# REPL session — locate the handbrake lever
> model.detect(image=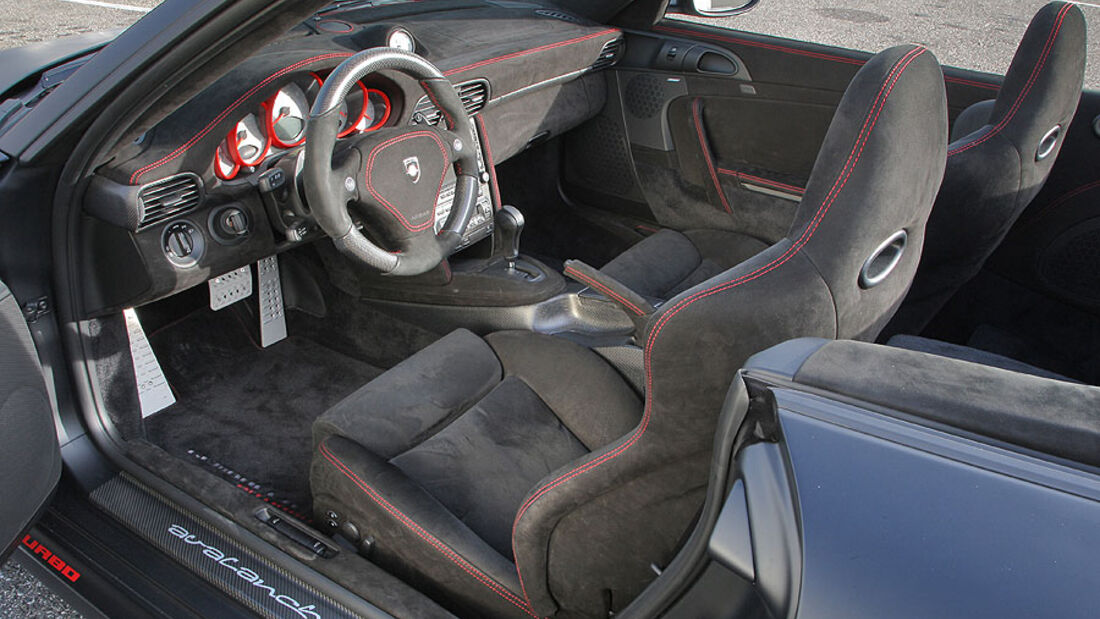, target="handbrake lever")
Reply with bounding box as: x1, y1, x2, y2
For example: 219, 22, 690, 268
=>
563, 259, 656, 336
